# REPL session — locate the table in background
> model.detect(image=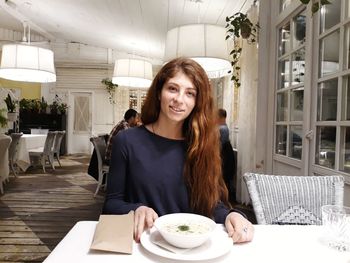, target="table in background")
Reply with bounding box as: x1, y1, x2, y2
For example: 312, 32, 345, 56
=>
16, 134, 47, 171
43, 221, 350, 263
